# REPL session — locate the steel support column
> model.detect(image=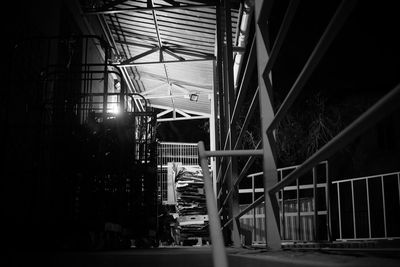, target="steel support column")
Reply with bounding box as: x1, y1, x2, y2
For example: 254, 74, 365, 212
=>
215, 1, 229, 244
222, 0, 241, 247
254, 0, 282, 250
